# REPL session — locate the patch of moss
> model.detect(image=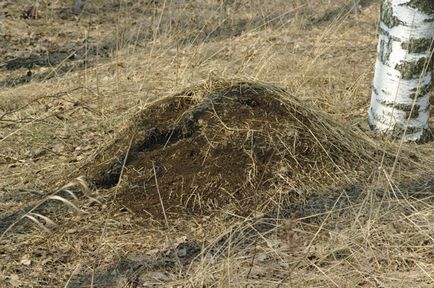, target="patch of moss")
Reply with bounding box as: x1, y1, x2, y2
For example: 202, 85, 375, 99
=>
401, 38, 433, 54
416, 128, 434, 143
379, 27, 401, 41
398, 127, 434, 143
369, 109, 431, 142
406, 0, 434, 14
377, 99, 421, 119
381, 0, 404, 28
395, 57, 428, 80
379, 38, 393, 64
409, 83, 432, 99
